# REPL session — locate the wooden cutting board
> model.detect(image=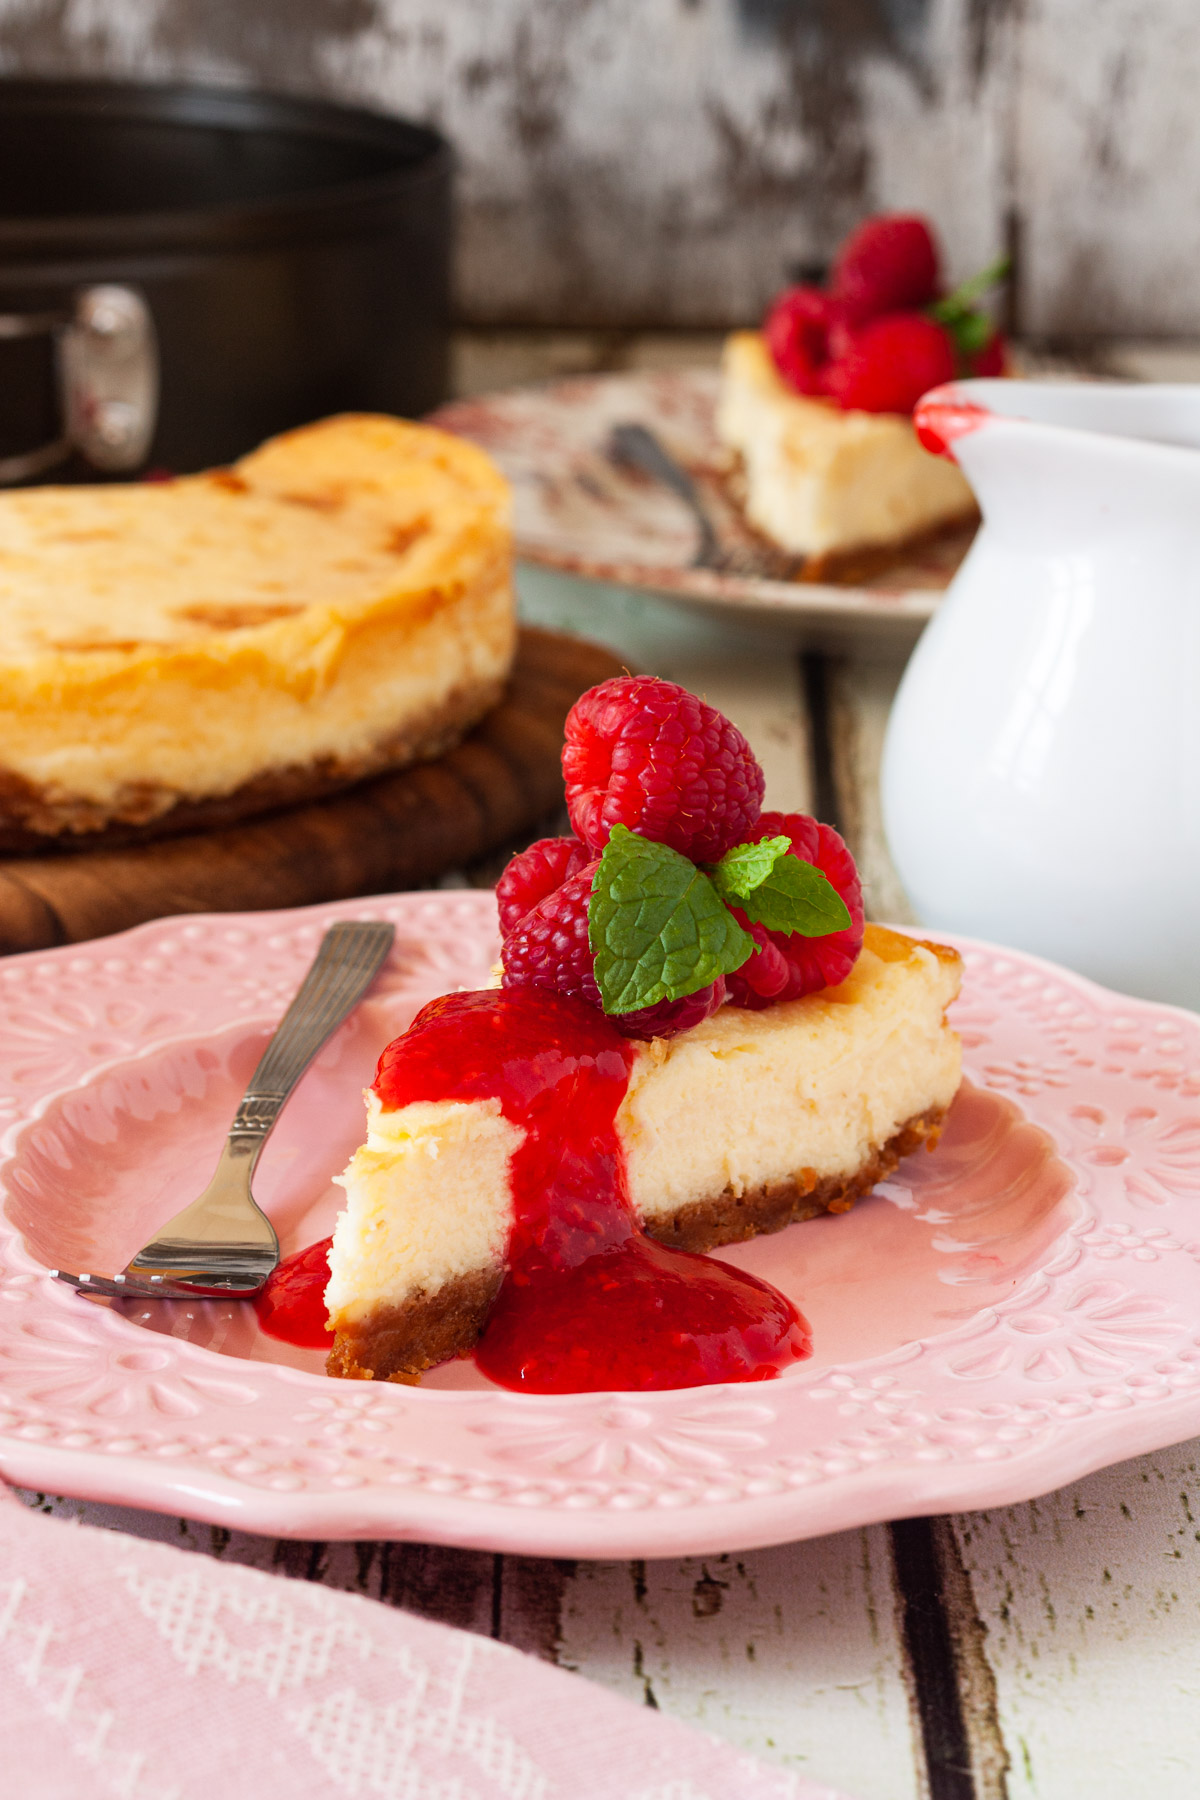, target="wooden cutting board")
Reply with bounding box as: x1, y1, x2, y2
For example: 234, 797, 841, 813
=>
0, 627, 624, 956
